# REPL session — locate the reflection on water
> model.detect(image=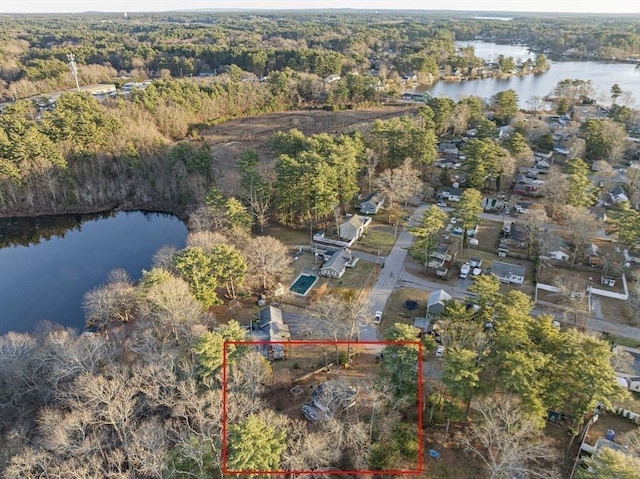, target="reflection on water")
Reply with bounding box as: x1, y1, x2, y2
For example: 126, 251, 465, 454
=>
0, 211, 187, 335
414, 41, 640, 108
